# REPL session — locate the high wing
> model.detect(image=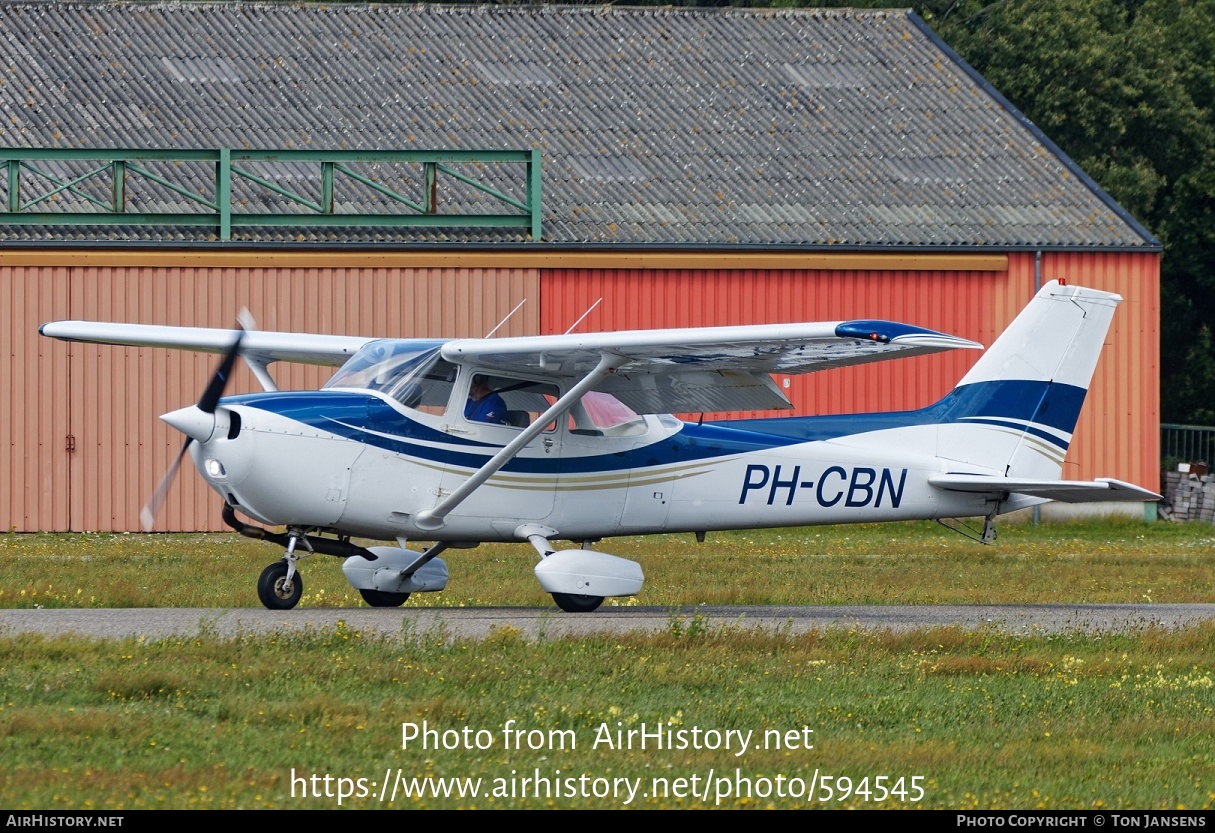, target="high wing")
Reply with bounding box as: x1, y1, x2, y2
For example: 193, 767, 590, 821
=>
39, 321, 373, 367
40, 317, 982, 413
443, 320, 982, 414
